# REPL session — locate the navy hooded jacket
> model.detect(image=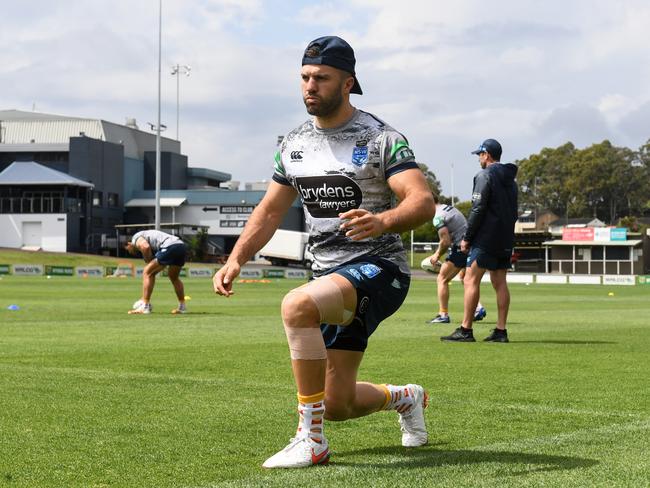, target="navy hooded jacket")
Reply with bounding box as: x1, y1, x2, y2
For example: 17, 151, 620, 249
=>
463, 162, 518, 257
